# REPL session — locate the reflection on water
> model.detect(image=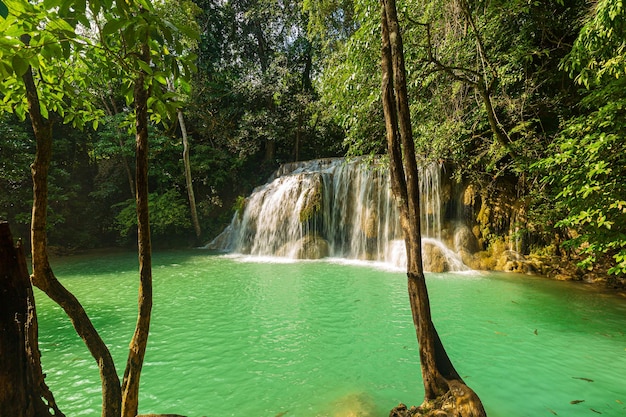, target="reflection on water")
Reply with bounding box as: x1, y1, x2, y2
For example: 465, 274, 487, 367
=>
35, 250, 626, 417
